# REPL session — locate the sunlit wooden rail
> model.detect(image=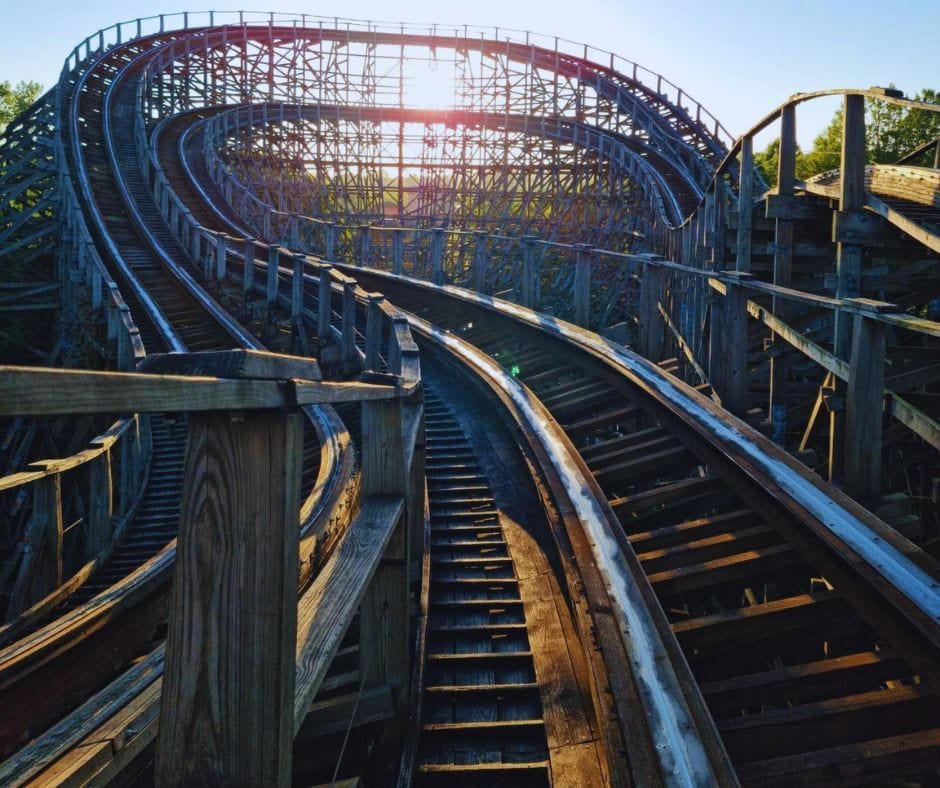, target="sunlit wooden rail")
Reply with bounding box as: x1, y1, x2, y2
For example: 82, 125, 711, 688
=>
1, 9, 939, 787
